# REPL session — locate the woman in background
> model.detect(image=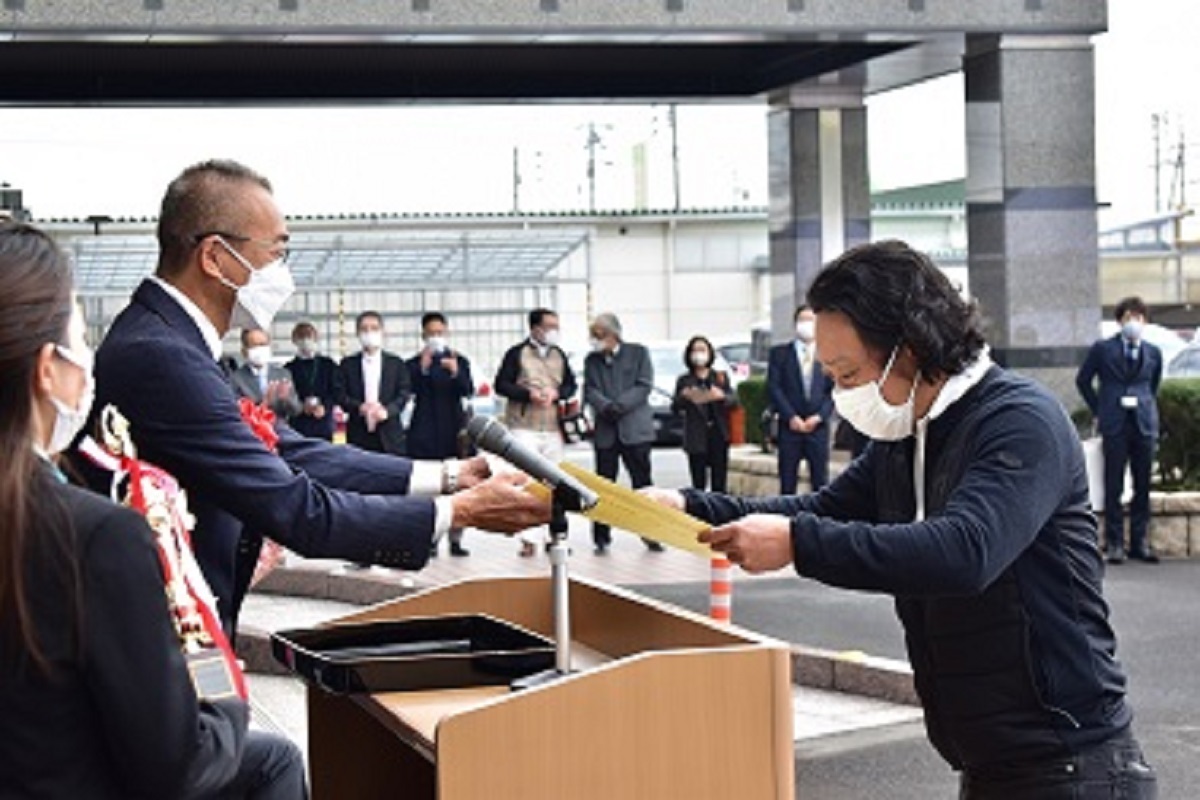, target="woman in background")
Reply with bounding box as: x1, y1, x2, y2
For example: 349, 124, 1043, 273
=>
672, 335, 738, 492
